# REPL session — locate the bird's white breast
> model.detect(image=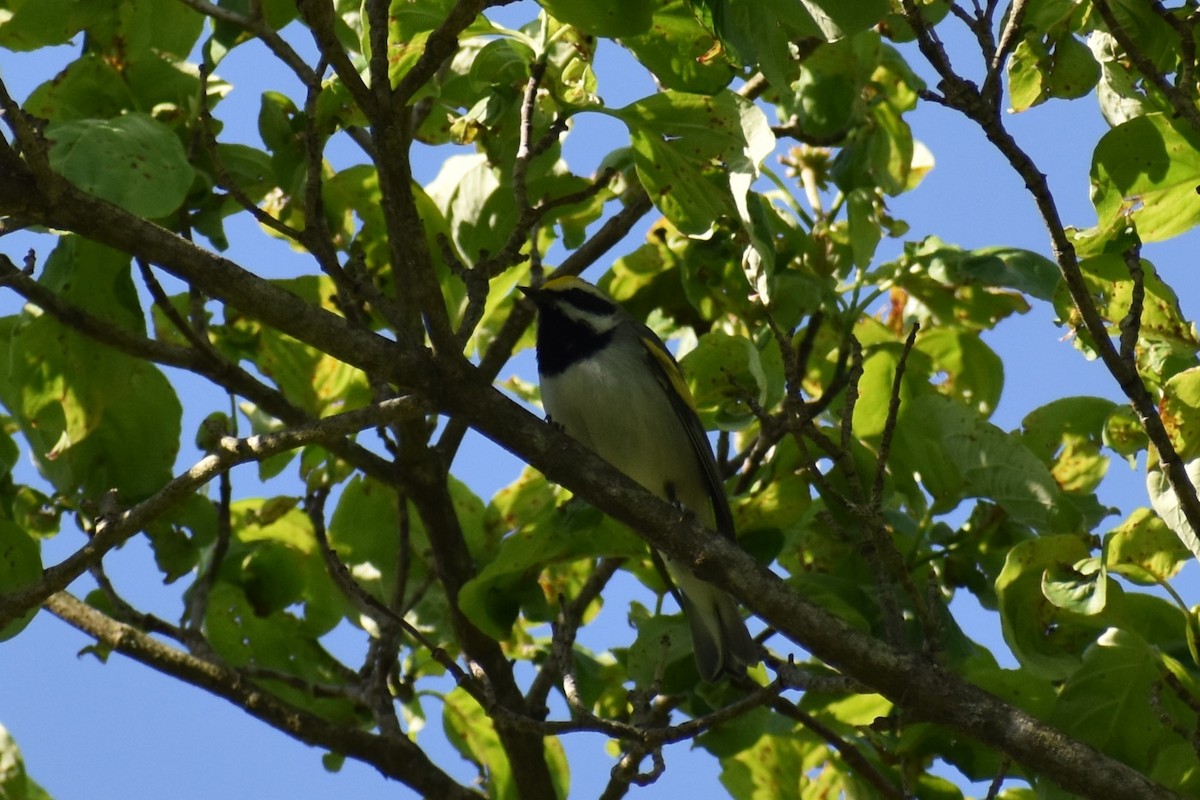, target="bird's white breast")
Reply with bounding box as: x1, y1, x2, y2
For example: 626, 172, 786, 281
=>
540, 336, 714, 527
